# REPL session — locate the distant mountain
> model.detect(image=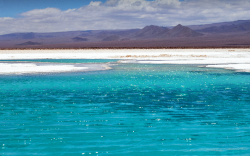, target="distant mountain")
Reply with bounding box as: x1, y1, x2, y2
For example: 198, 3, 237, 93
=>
17, 41, 41, 46
102, 35, 120, 41
111, 29, 140, 37
79, 30, 92, 37
135, 24, 202, 38
22, 33, 35, 39
121, 38, 130, 41
0, 32, 35, 40
189, 20, 250, 30
72, 37, 88, 42
0, 19, 250, 48
164, 24, 203, 37
135, 25, 167, 38
36, 34, 54, 38
0, 24, 202, 43
4, 20, 250, 49
96, 29, 139, 40
197, 21, 250, 33
96, 32, 110, 39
